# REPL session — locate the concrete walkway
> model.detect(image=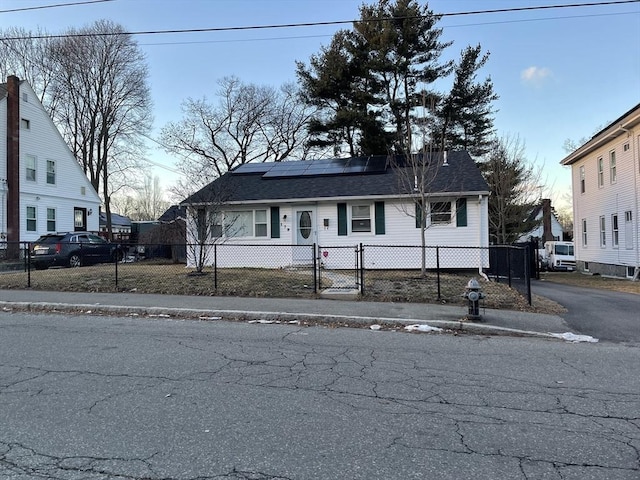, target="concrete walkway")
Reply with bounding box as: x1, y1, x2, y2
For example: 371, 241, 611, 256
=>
0, 289, 574, 339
